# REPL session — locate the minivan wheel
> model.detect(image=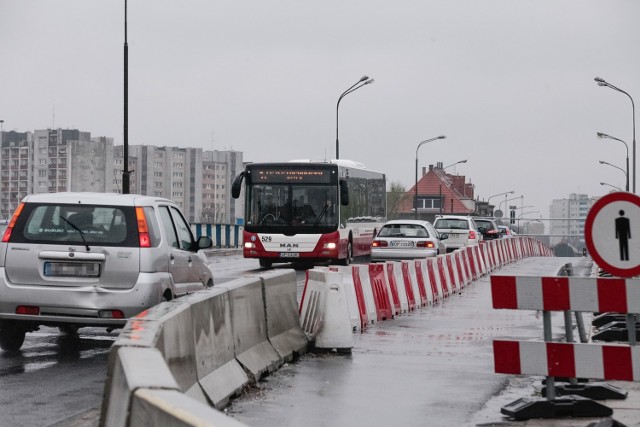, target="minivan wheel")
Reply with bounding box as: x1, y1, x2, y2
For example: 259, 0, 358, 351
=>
0, 322, 27, 351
